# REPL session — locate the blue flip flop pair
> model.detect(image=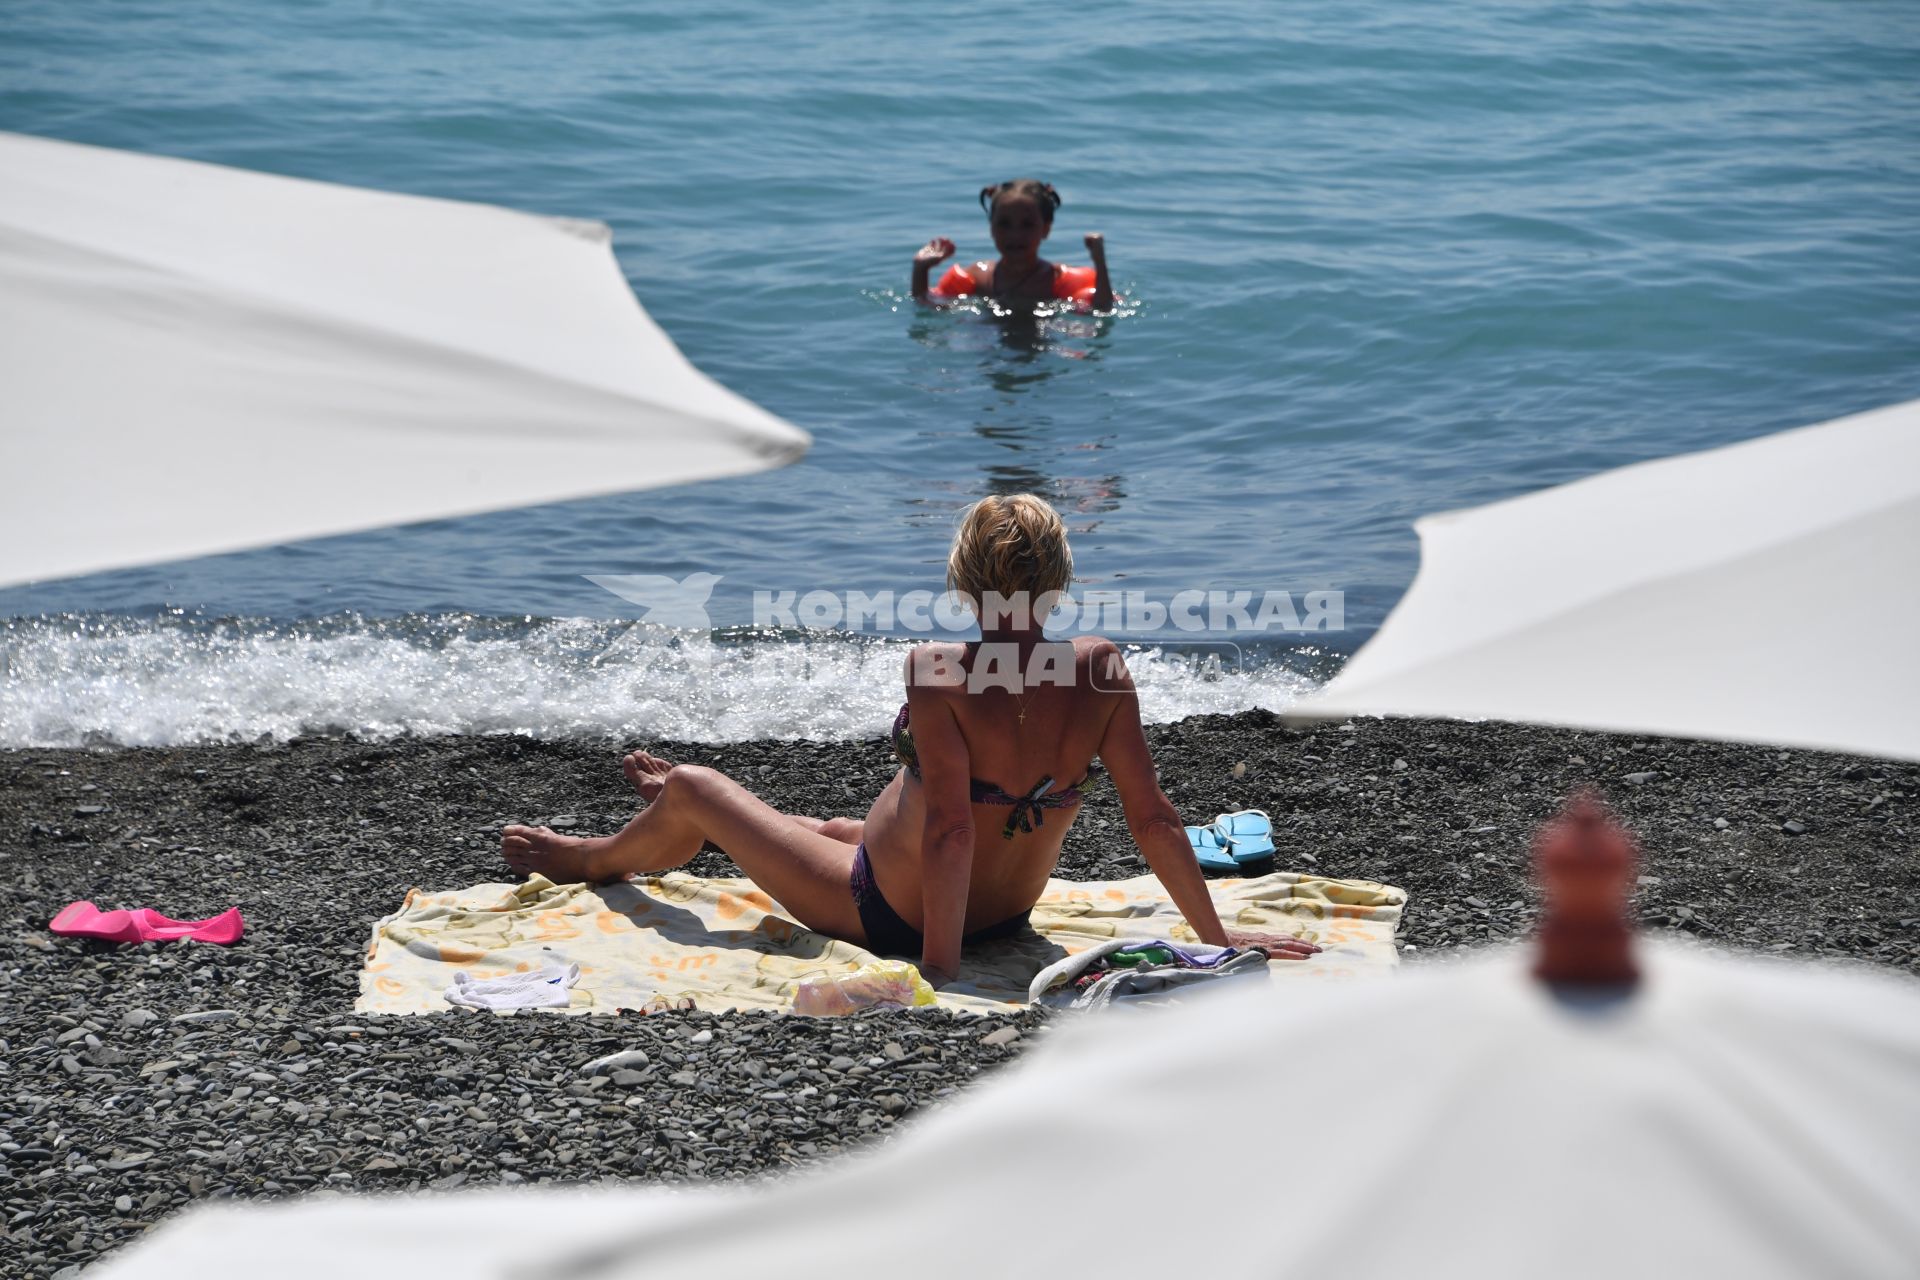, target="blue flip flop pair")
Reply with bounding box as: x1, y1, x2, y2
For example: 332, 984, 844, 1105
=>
1185, 809, 1276, 872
